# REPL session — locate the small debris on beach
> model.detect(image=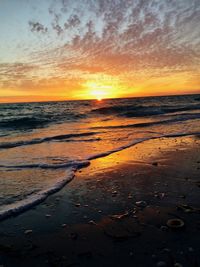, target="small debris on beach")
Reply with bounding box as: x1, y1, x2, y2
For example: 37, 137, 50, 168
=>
166, 218, 184, 229
109, 211, 129, 220
61, 224, 67, 228
154, 193, 165, 199
157, 261, 167, 267
88, 220, 97, 225
177, 204, 200, 213
156, 261, 167, 267
45, 214, 51, 218
24, 230, 33, 235
179, 195, 186, 199
135, 201, 147, 208
160, 226, 168, 231
111, 190, 118, 196
75, 203, 81, 207
152, 162, 158, 166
